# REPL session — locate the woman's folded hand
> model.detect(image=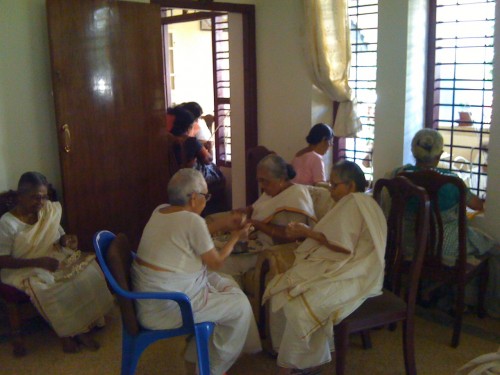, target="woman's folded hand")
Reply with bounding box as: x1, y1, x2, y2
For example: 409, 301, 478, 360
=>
286, 222, 310, 240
